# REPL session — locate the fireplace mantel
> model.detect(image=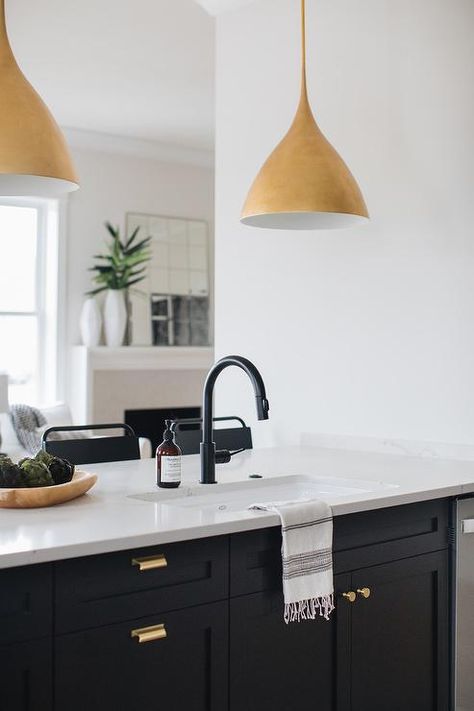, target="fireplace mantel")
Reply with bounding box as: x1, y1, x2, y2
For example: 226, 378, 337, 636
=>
68, 346, 214, 423
73, 346, 214, 372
